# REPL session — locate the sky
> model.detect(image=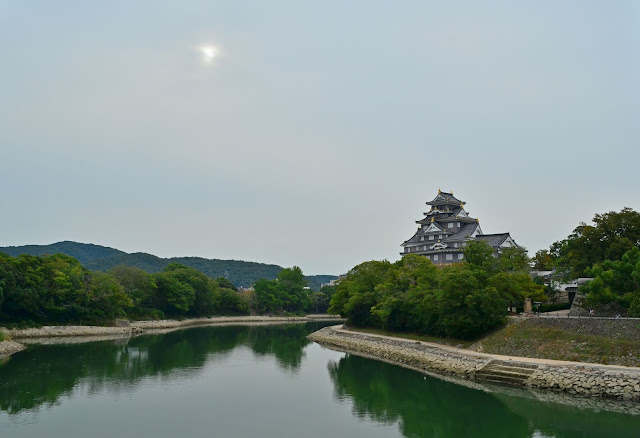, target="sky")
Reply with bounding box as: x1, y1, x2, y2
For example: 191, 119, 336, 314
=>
1, 1, 639, 275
